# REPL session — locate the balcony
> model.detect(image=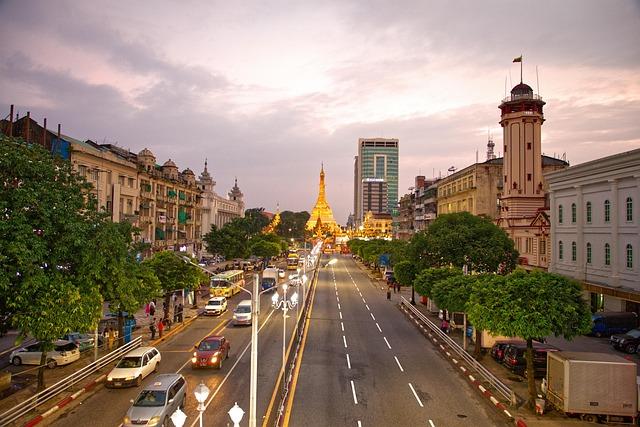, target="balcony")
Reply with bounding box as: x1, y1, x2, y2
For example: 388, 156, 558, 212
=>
120, 213, 139, 223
